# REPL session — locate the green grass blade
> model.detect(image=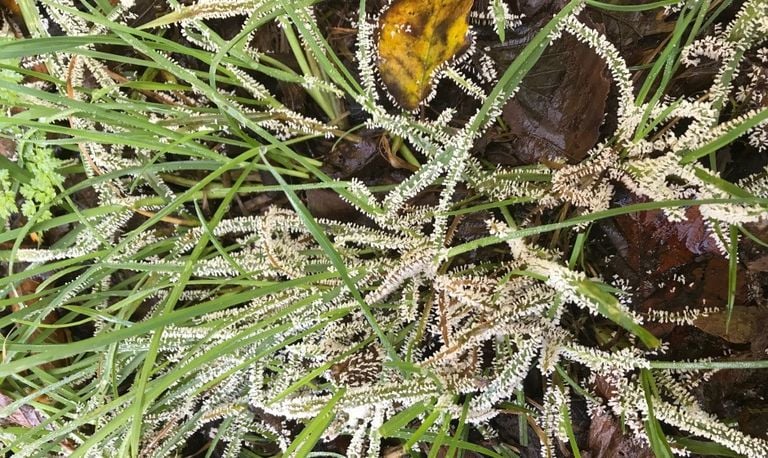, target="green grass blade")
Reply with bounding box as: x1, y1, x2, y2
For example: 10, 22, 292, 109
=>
283, 389, 346, 457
